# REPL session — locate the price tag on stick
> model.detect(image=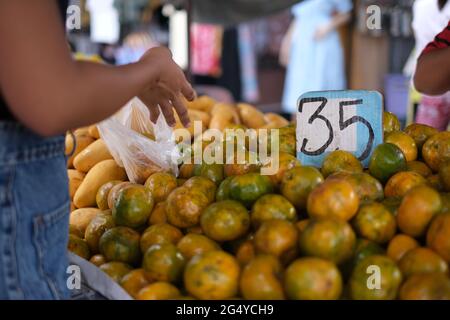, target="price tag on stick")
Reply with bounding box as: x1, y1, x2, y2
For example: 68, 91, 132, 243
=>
296, 90, 383, 167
